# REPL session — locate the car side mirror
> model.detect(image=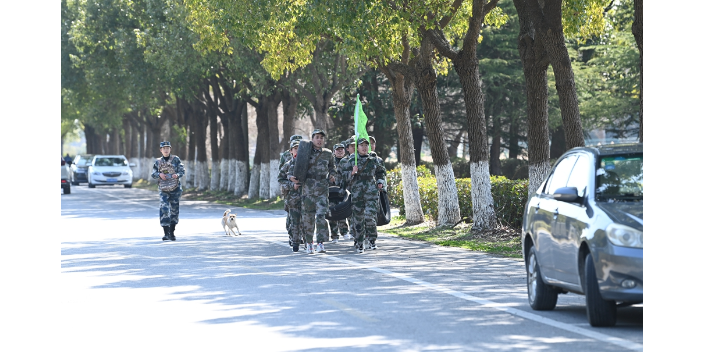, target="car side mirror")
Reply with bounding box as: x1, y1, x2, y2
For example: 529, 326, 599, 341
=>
129, 163, 136, 167
553, 187, 579, 202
